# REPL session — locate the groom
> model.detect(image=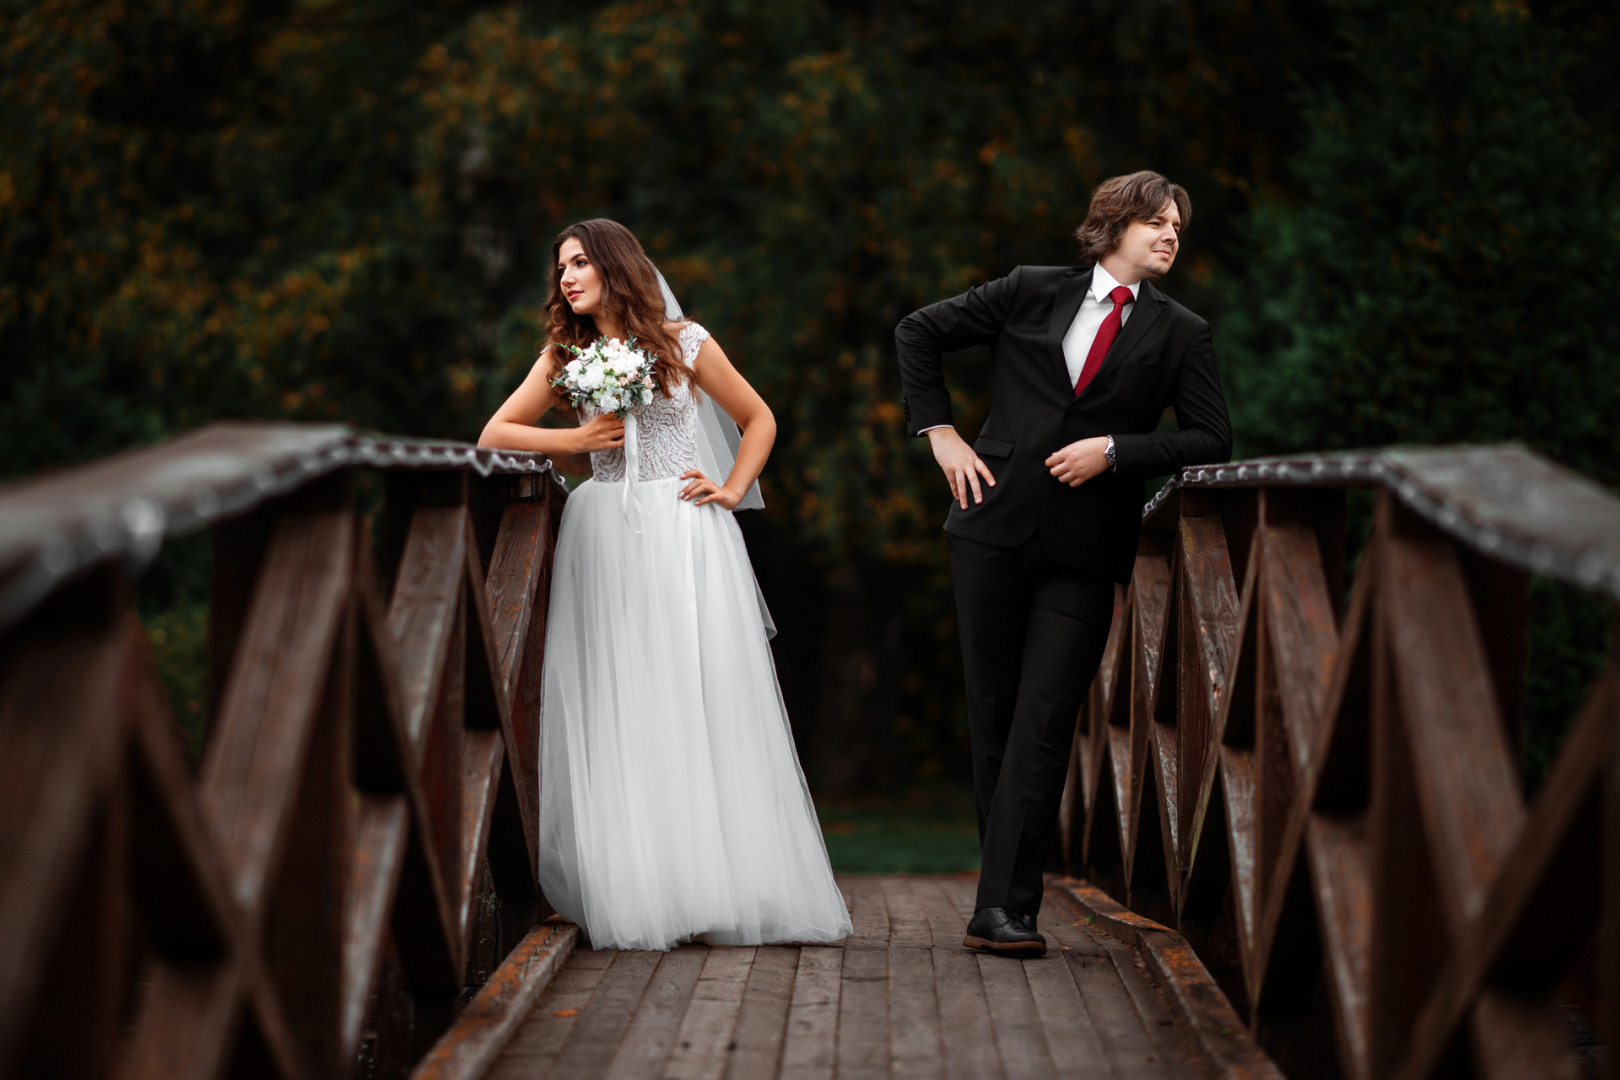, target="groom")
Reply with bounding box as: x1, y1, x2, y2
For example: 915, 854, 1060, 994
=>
894, 171, 1232, 955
